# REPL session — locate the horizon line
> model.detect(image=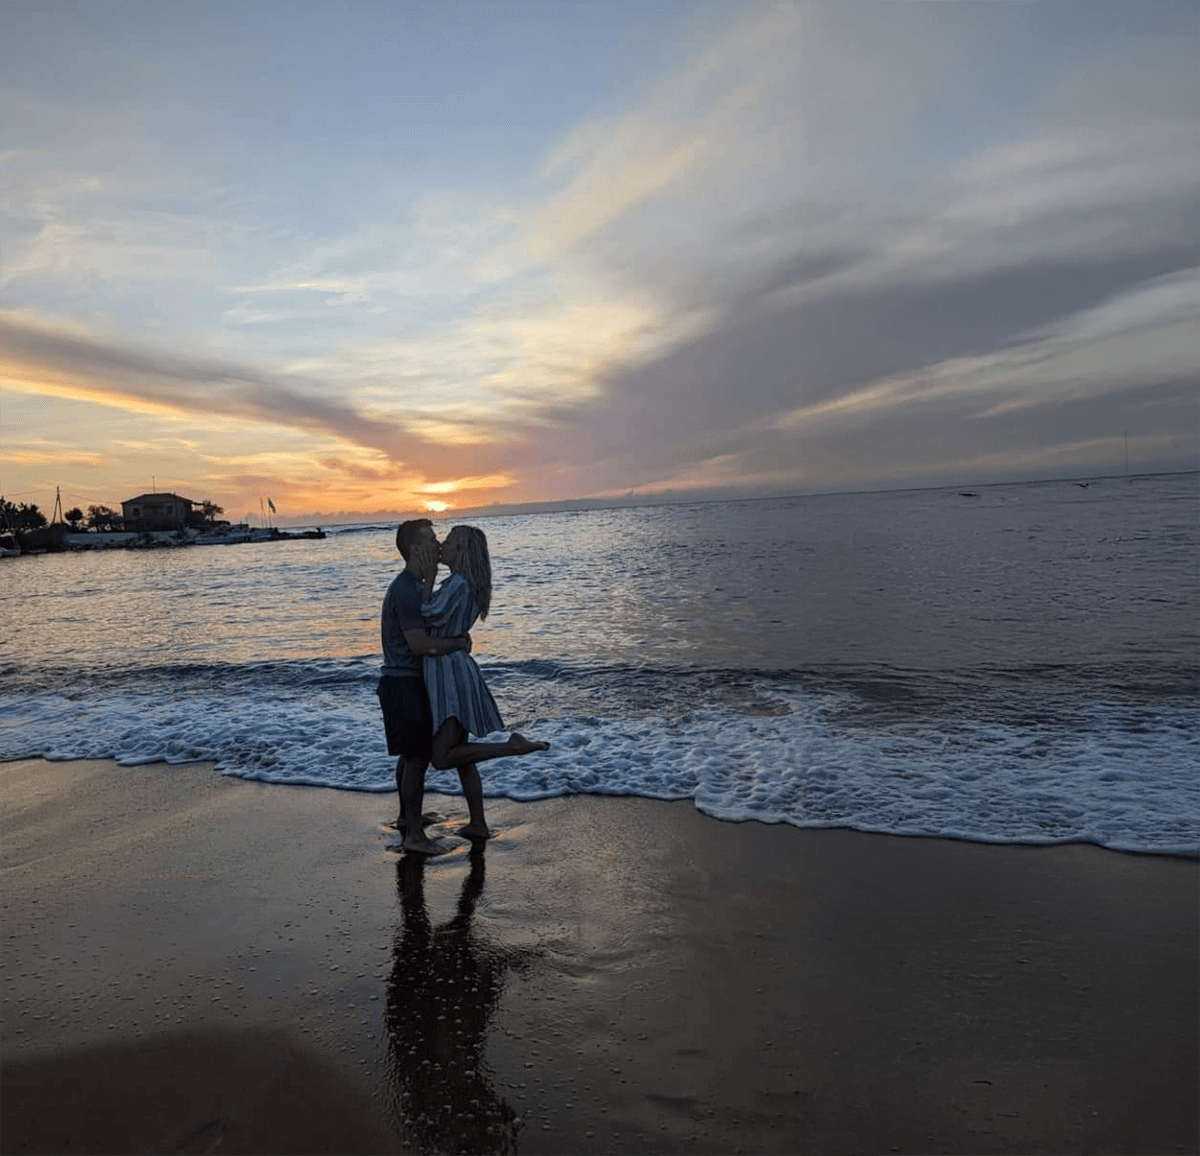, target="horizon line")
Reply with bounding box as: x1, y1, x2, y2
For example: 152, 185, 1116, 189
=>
274, 467, 1200, 528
